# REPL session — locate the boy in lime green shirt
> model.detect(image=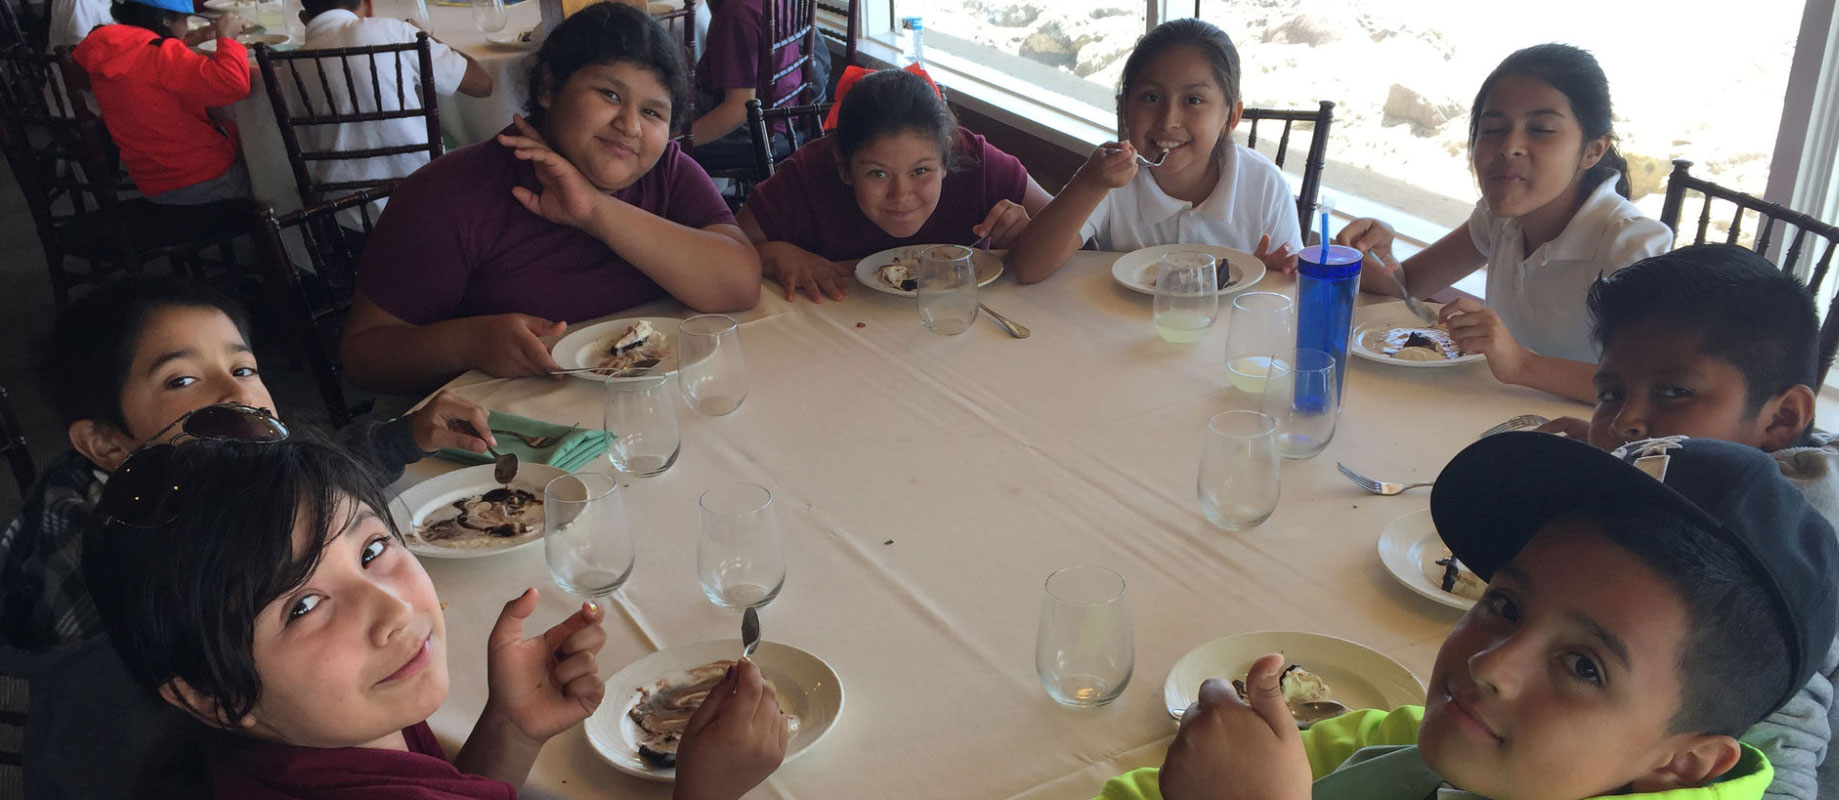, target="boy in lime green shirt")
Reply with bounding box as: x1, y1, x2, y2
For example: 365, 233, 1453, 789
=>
1098, 433, 1836, 800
